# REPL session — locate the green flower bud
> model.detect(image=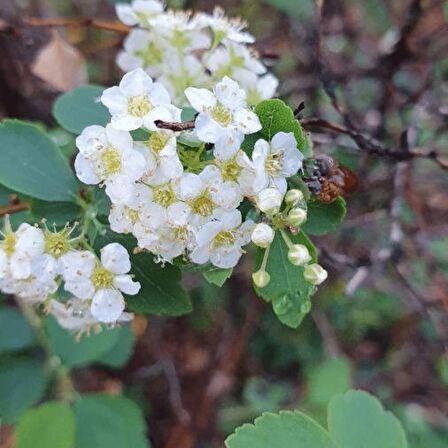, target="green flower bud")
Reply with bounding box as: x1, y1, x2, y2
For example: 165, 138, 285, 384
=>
287, 208, 307, 227
252, 269, 271, 288
285, 189, 304, 205
304, 263, 328, 285
287, 244, 311, 266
